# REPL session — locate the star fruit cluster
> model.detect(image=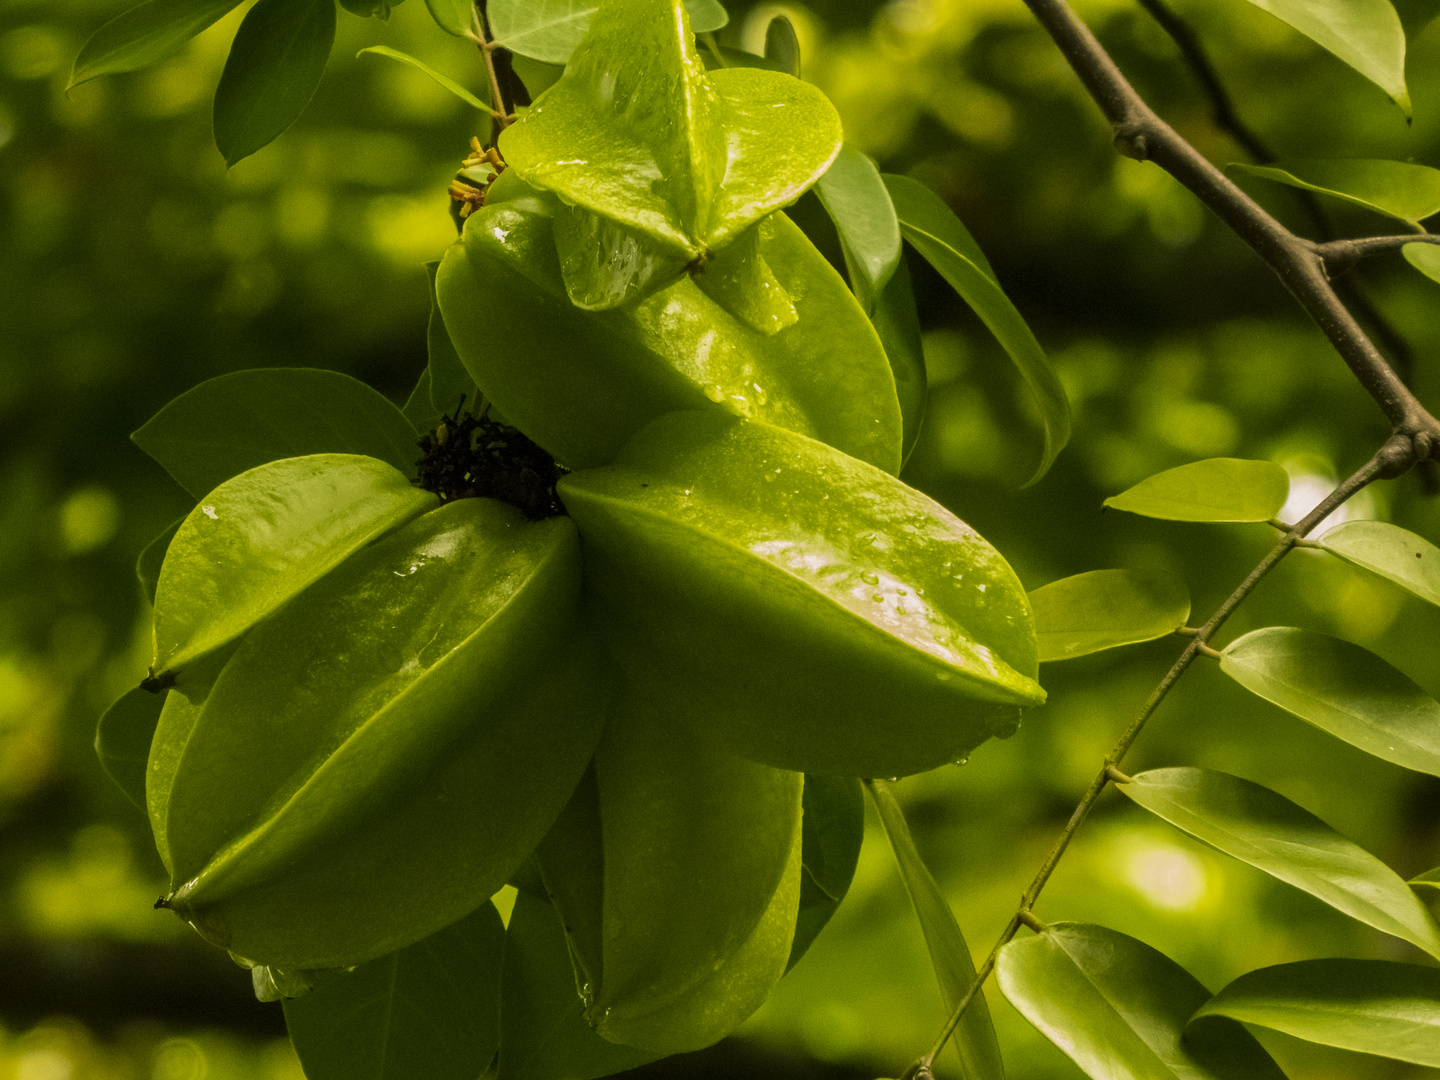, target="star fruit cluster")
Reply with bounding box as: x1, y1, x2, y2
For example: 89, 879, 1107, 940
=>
139, 0, 1045, 1056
